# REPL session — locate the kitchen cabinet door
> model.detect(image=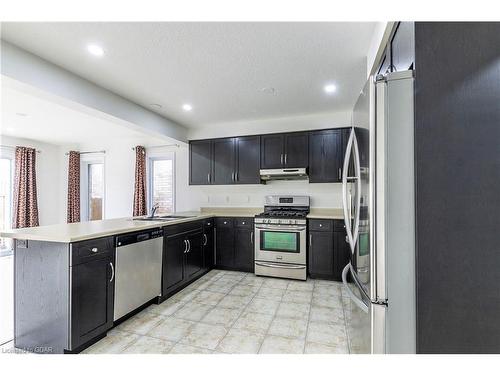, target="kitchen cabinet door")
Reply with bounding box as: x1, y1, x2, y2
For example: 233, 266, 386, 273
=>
203, 220, 215, 270
234, 228, 254, 272
309, 129, 343, 183
190, 140, 212, 185
212, 138, 236, 185
216, 225, 234, 268
162, 231, 186, 294
71, 255, 114, 349
308, 230, 335, 279
235, 136, 261, 184
261, 134, 284, 169
185, 230, 203, 280
284, 132, 308, 168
